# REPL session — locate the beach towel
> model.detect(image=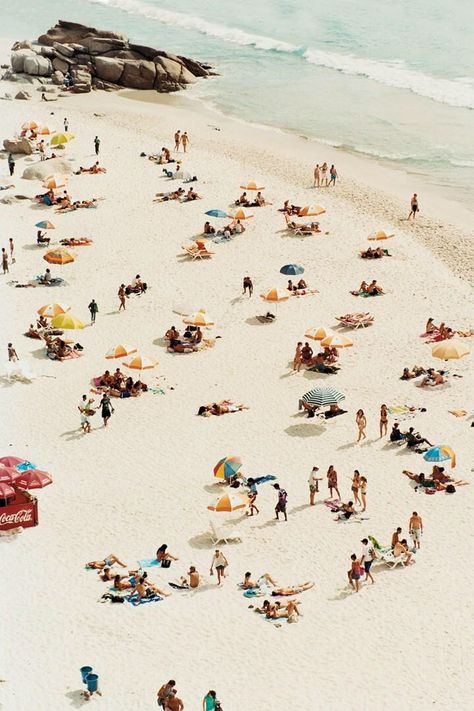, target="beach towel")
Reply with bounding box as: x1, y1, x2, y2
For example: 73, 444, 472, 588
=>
449, 409, 467, 417
126, 593, 162, 606
253, 475, 277, 485
148, 387, 165, 395
138, 558, 162, 568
